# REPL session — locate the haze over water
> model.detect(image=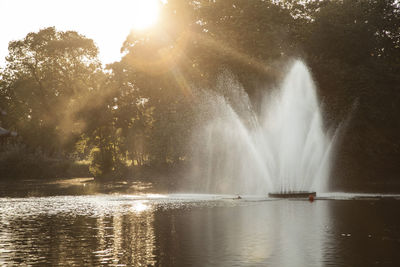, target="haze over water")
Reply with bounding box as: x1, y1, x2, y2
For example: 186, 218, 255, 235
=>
189, 60, 337, 195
